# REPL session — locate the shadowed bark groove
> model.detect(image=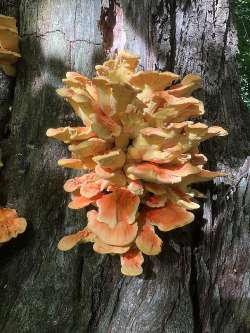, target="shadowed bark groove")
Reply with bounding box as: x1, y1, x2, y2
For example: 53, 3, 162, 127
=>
0, 0, 19, 204
99, 0, 117, 52
0, 1, 249, 333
